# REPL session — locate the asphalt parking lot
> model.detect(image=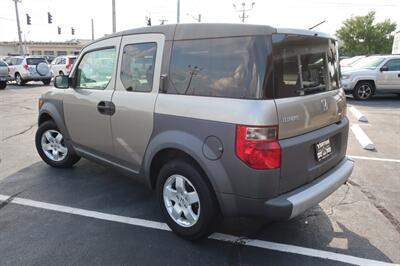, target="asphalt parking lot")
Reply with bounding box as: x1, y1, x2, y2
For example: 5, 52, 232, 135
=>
0, 83, 399, 265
